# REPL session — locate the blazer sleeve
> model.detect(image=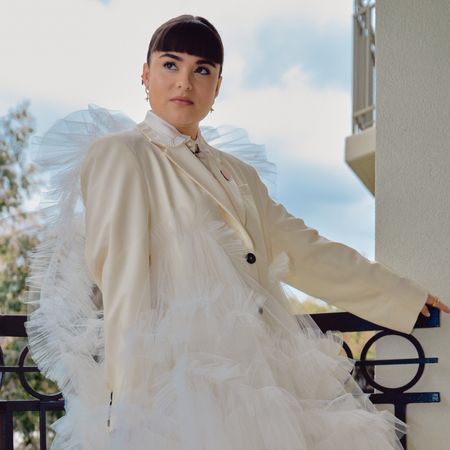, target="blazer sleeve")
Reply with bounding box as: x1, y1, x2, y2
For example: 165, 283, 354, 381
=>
247, 165, 429, 335
80, 136, 151, 396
